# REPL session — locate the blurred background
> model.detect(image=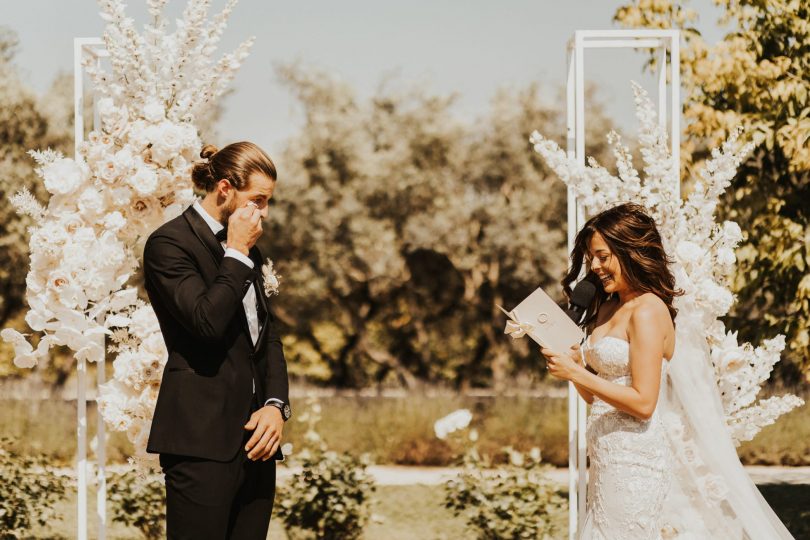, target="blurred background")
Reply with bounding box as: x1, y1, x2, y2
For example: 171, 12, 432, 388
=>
0, 0, 807, 538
